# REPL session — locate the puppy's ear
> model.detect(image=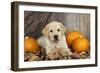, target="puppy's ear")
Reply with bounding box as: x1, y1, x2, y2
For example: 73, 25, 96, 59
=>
59, 23, 66, 35
42, 25, 49, 37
